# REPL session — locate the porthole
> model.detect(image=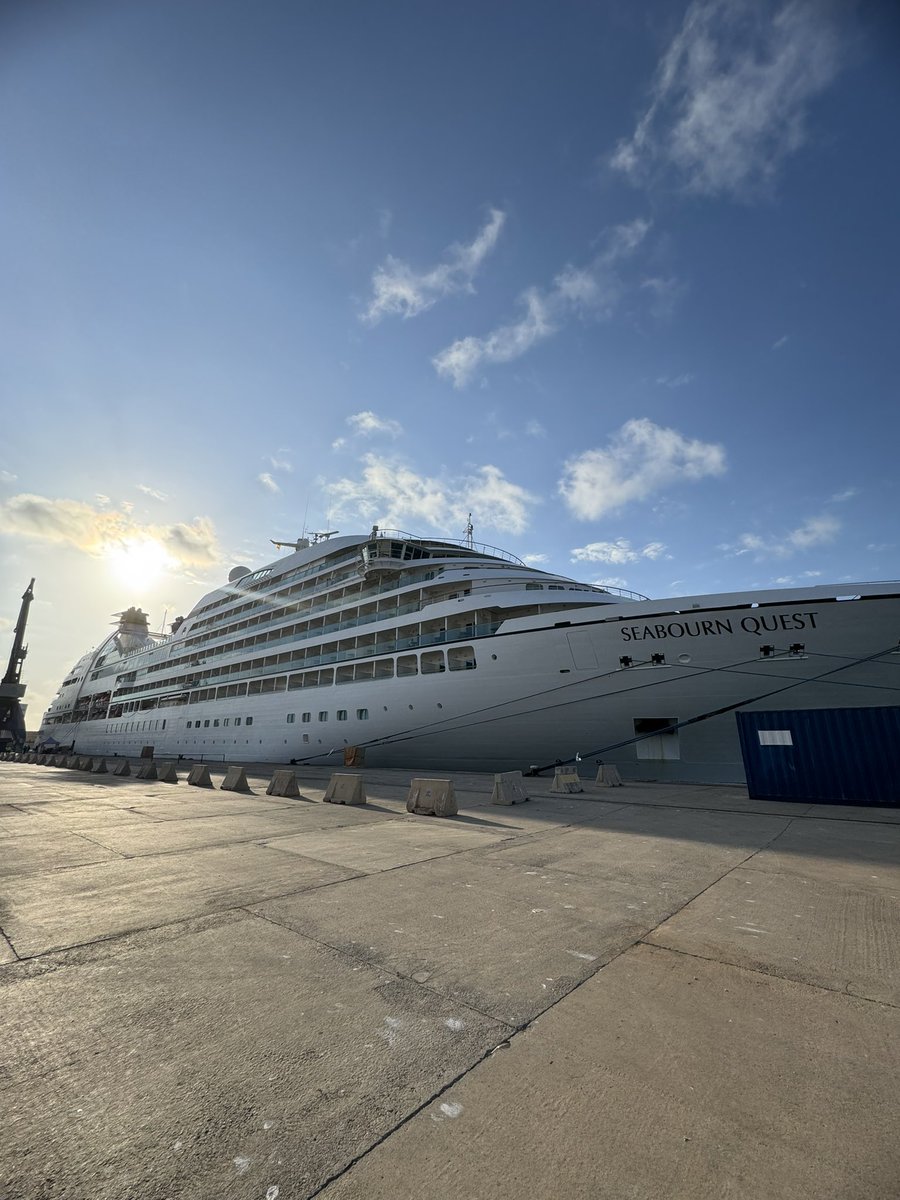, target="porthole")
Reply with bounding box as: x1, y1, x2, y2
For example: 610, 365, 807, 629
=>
491, 654, 497, 660
408, 704, 414, 710
436, 702, 443, 708
677, 653, 692, 664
